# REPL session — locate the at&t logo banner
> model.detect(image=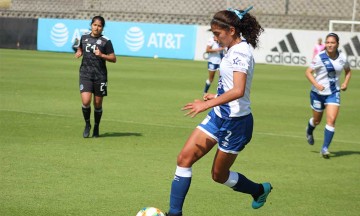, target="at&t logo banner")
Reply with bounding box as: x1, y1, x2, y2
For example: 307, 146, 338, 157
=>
112, 22, 196, 59
38, 18, 90, 52
37, 18, 196, 60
